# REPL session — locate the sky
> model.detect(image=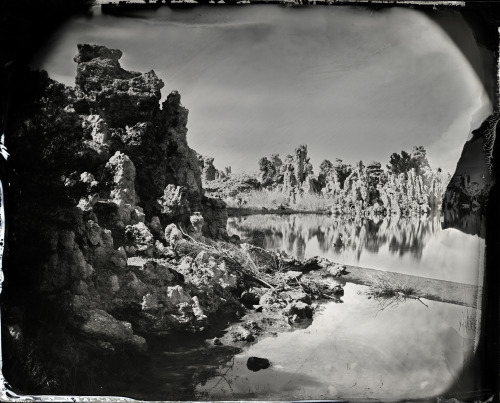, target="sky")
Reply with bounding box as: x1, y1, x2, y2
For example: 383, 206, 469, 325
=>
33, 5, 492, 175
